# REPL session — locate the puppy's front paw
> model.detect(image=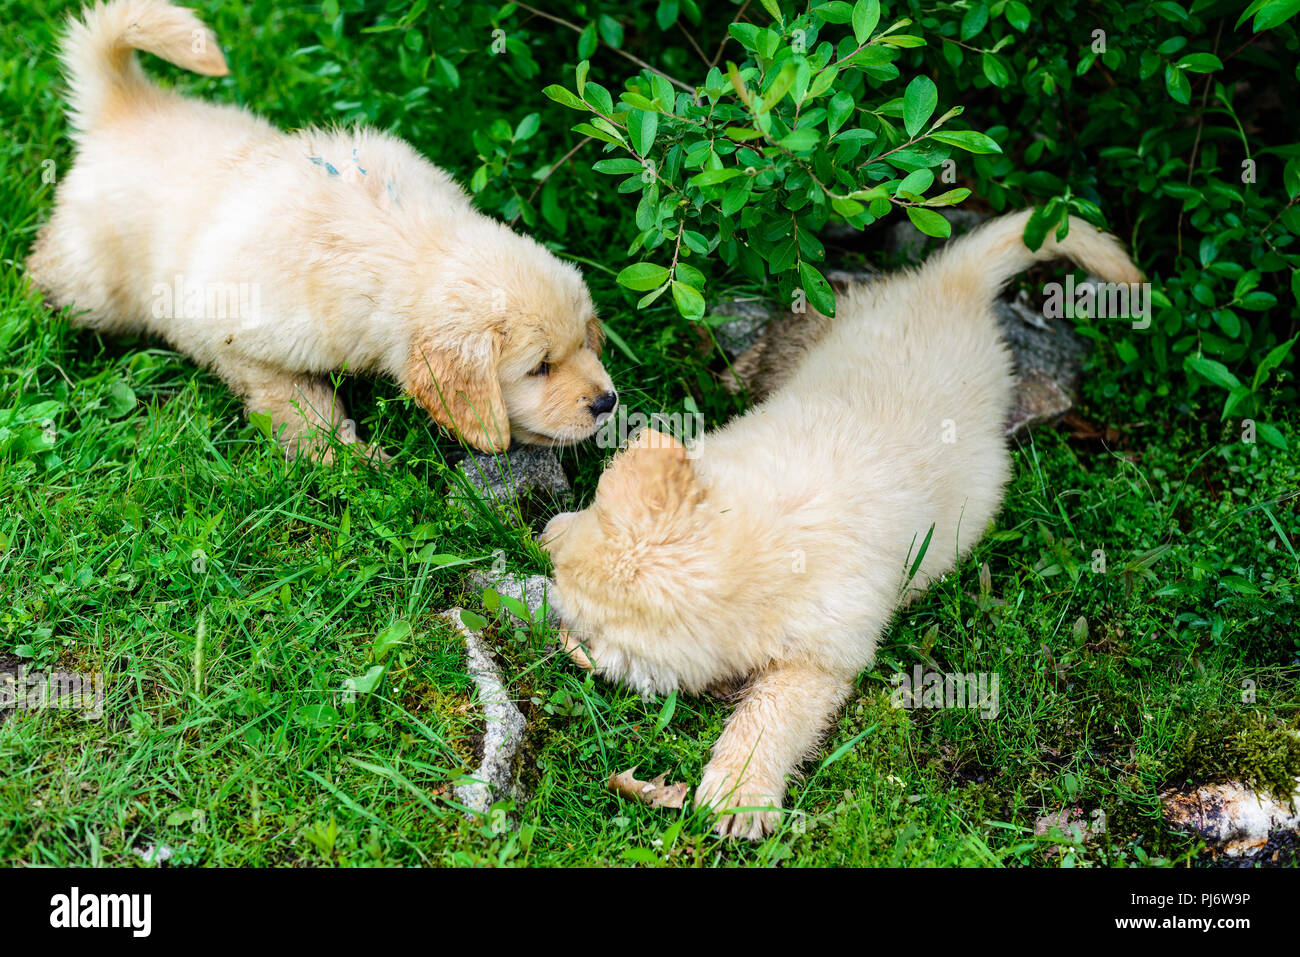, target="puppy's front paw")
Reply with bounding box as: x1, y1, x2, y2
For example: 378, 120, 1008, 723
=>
557, 629, 597, 671
696, 766, 783, 841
